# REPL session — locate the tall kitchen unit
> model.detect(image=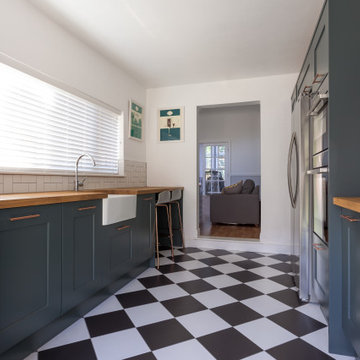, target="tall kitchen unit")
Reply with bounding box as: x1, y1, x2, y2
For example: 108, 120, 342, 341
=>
289, 0, 360, 356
